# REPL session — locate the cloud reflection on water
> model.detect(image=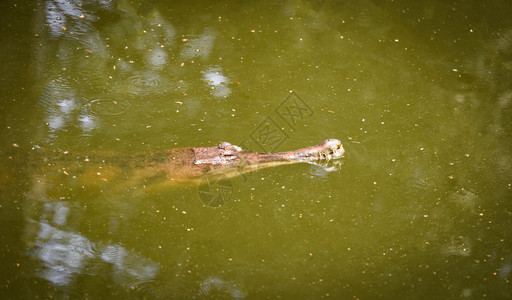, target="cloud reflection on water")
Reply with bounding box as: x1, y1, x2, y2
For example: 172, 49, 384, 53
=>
33, 202, 159, 288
